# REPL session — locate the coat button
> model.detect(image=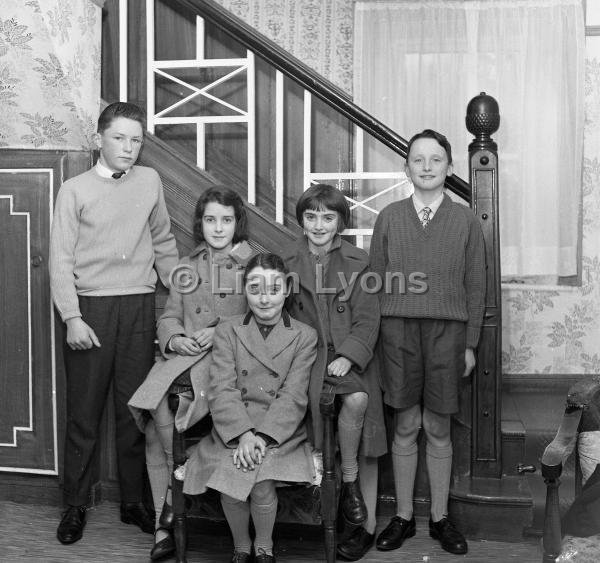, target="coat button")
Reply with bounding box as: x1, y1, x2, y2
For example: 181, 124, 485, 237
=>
196, 306, 201, 313
220, 293, 226, 298
241, 387, 247, 395
268, 390, 276, 396
244, 401, 249, 407
241, 369, 248, 376
271, 372, 279, 378
299, 302, 304, 310
337, 305, 345, 313
226, 263, 233, 269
